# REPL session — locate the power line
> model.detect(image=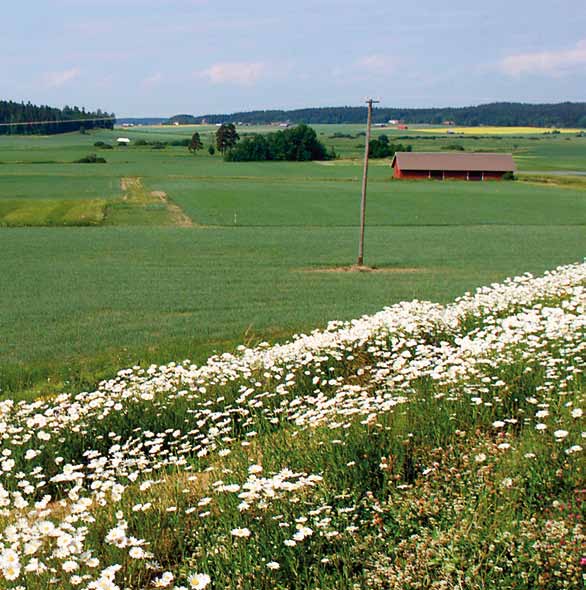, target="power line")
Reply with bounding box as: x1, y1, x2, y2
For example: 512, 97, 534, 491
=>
0, 116, 116, 128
